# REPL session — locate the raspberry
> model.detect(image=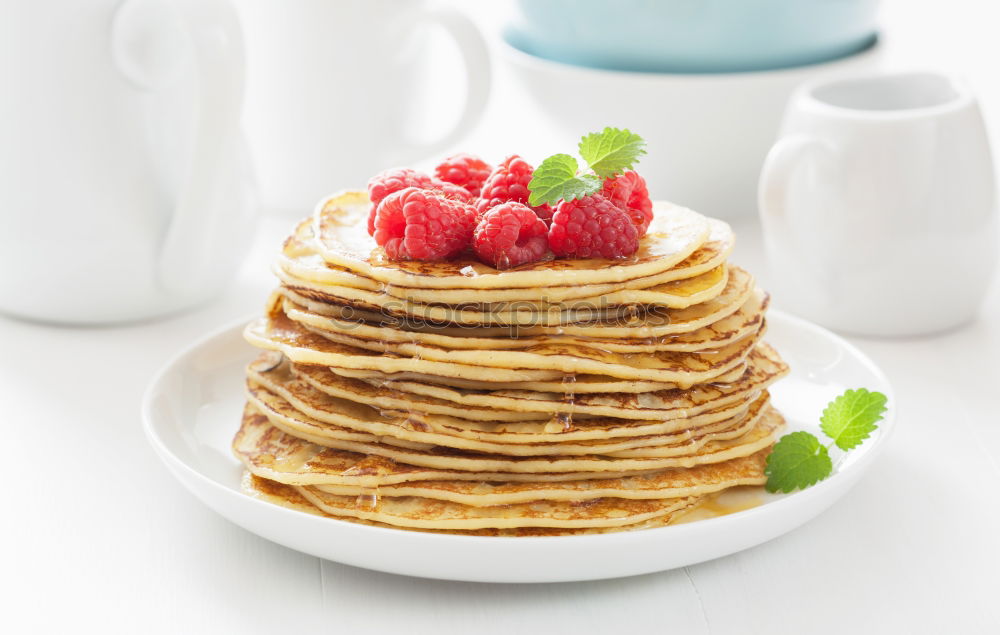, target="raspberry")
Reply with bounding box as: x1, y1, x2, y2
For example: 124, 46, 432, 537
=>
473, 202, 549, 269
432, 181, 476, 201
601, 170, 653, 236
475, 155, 552, 222
435, 153, 492, 197
372, 188, 476, 261
366, 168, 472, 235
548, 194, 639, 259
368, 168, 434, 207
